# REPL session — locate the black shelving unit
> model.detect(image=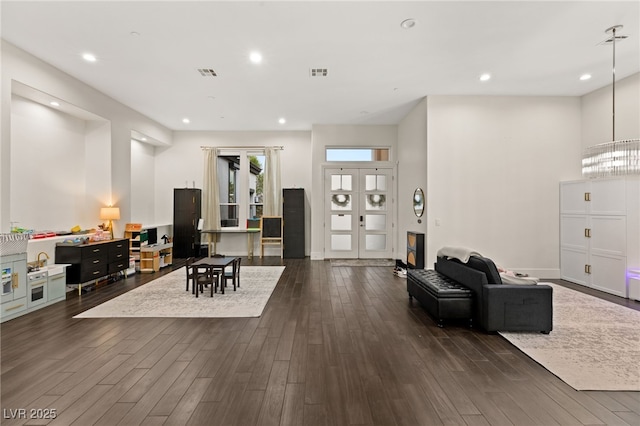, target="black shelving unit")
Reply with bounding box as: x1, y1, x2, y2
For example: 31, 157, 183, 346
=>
173, 188, 202, 258
283, 188, 305, 258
